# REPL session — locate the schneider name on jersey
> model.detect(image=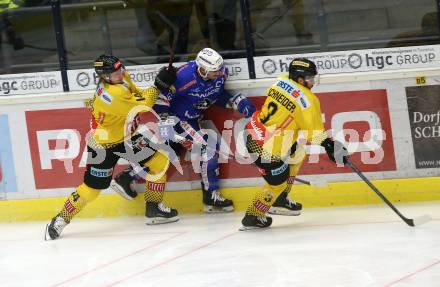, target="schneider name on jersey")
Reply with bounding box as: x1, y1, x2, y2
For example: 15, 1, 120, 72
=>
247, 75, 327, 158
